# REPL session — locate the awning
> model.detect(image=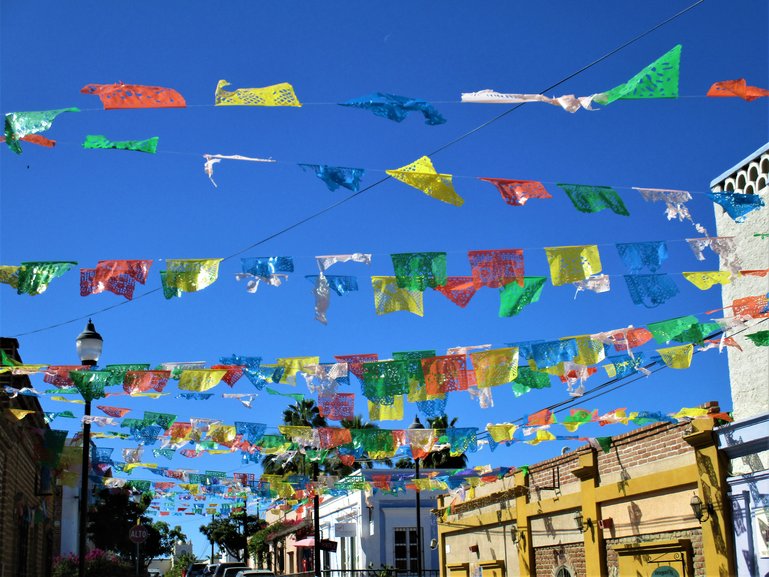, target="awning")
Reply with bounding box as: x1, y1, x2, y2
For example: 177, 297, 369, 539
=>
293, 537, 315, 548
